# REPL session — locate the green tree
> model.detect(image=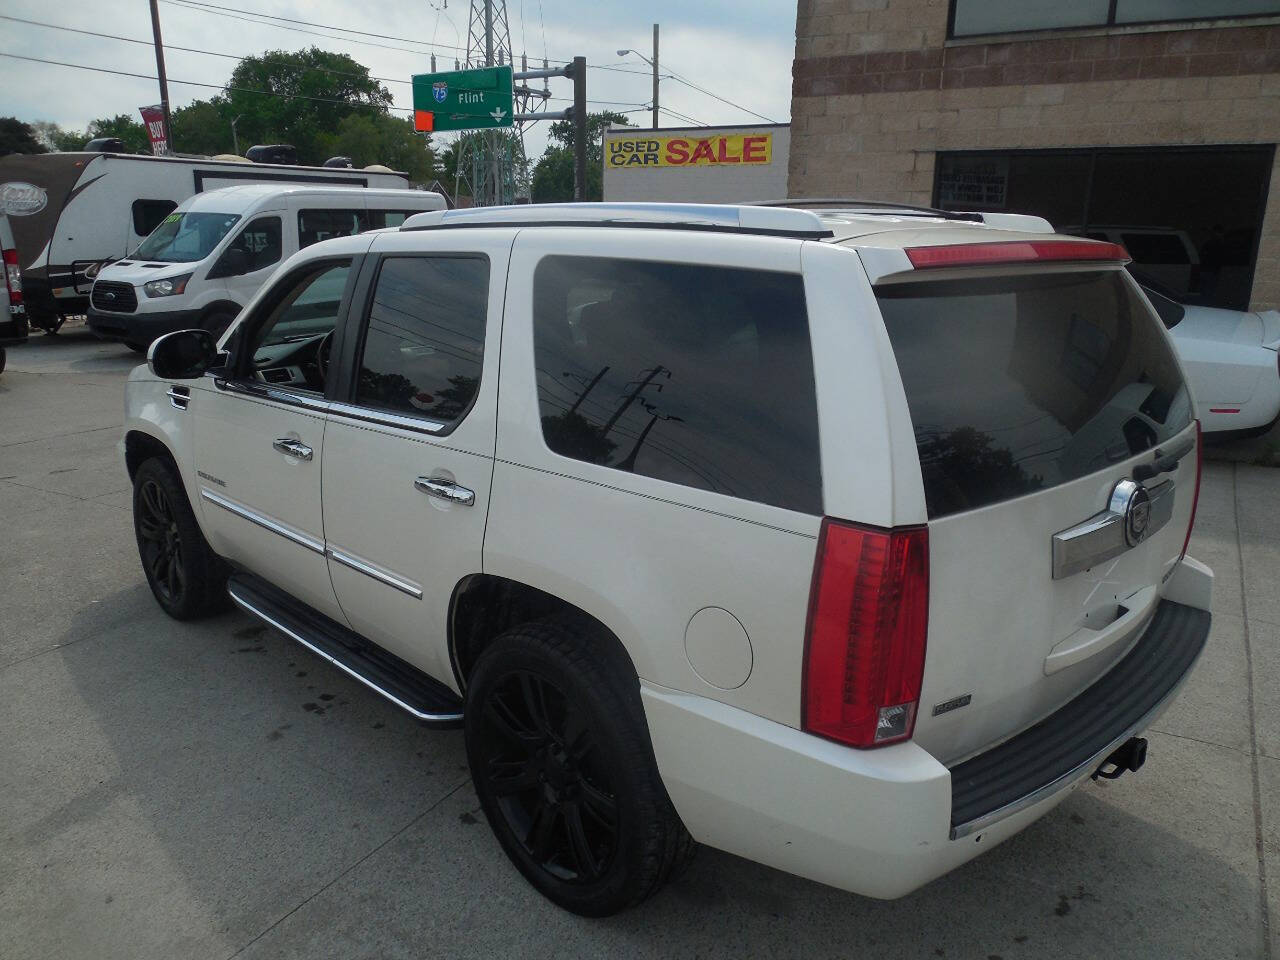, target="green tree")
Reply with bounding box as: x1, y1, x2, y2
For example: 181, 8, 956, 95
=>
220, 47, 392, 163
532, 111, 632, 202
170, 99, 235, 156
320, 114, 441, 183
0, 117, 48, 155
86, 114, 150, 153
